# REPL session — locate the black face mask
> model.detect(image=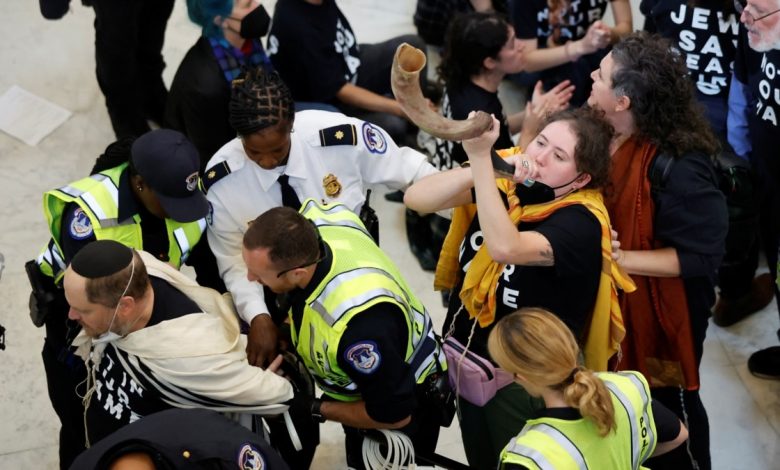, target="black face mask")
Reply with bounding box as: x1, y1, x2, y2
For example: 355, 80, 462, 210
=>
231, 5, 270, 39
514, 174, 582, 206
